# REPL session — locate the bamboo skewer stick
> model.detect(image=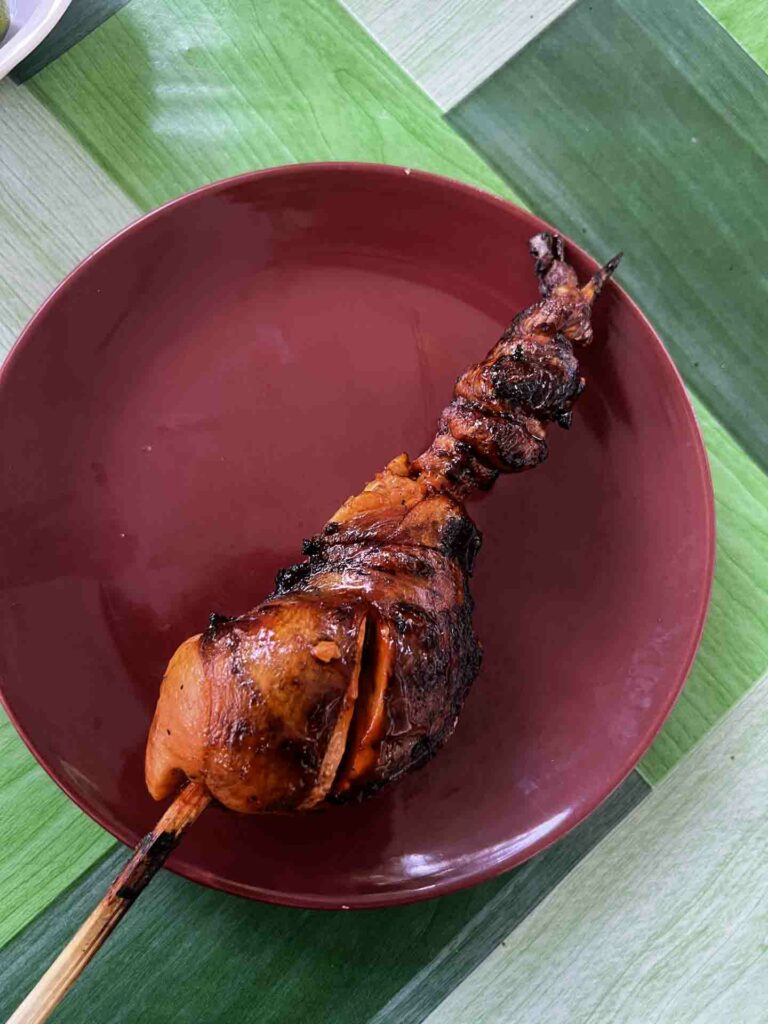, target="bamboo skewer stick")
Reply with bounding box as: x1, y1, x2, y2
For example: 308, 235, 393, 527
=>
6, 780, 210, 1024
